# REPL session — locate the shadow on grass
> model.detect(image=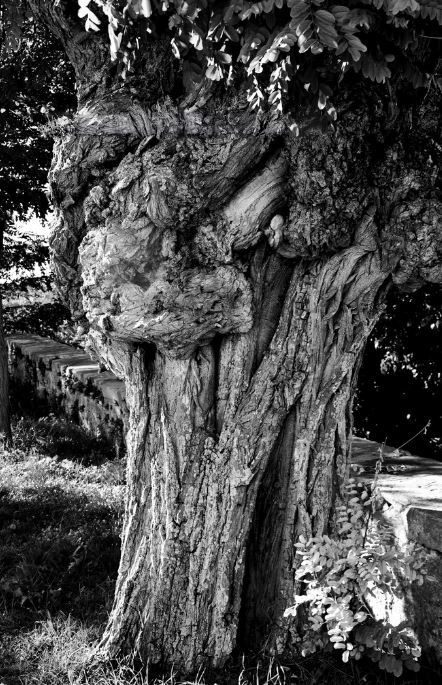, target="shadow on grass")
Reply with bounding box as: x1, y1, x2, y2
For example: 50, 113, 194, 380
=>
0, 446, 122, 683
11, 414, 124, 466
0, 483, 120, 624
